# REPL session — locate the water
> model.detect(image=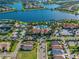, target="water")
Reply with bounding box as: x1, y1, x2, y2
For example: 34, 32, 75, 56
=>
0, 2, 23, 10
9, 2, 23, 10
39, 4, 60, 9
0, 4, 78, 22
